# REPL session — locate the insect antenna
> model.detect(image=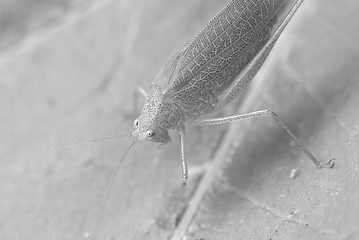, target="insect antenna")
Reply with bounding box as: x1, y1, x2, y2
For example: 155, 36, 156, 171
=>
91, 139, 137, 238
0, 134, 131, 163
